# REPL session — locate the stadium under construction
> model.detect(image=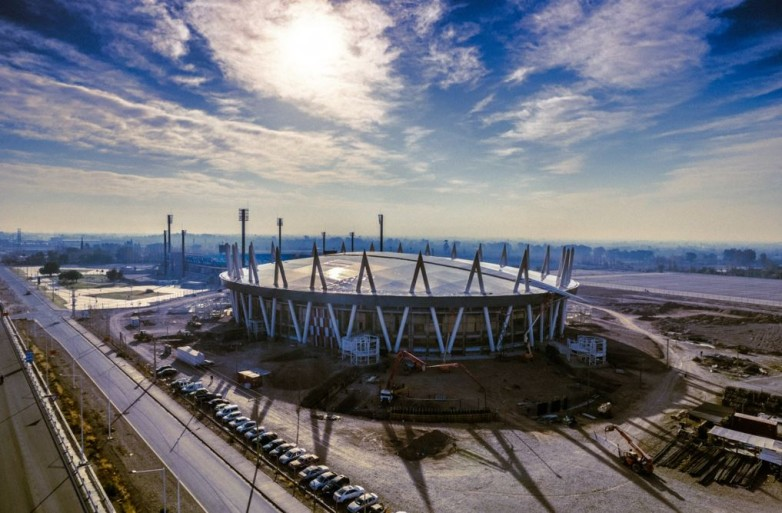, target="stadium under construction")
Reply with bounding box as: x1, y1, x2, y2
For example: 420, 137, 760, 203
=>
220, 242, 578, 358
